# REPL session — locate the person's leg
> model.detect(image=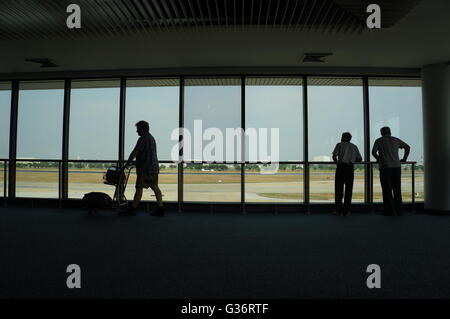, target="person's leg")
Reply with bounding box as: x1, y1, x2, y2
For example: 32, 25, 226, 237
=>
343, 165, 354, 215
392, 167, 403, 215
150, 175, 163, 207
132, 187, 143, 208
150, 184, 163, 207
380, 168, 394, 215
148, 174, 164, 216
335, 165, 344, 215
132, 175, 144, 209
